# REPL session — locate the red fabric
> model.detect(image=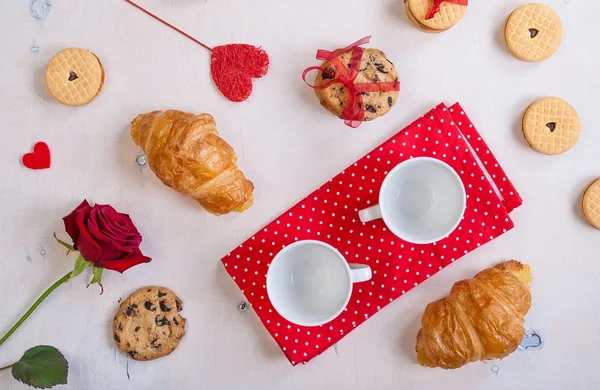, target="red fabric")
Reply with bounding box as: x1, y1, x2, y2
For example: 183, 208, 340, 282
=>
425, 0, 469, 20
221, 103, 522, 365
302, 37, 401, 128
210, 44, 269, 103
22, 142, 51, 170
